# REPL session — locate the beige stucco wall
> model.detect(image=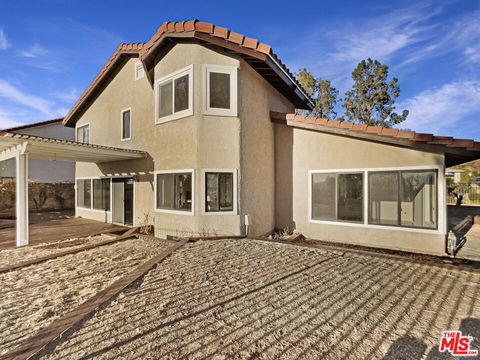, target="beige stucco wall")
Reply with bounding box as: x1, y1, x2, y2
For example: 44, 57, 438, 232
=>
287, 127, 447, 256
74, 43, 294, 237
